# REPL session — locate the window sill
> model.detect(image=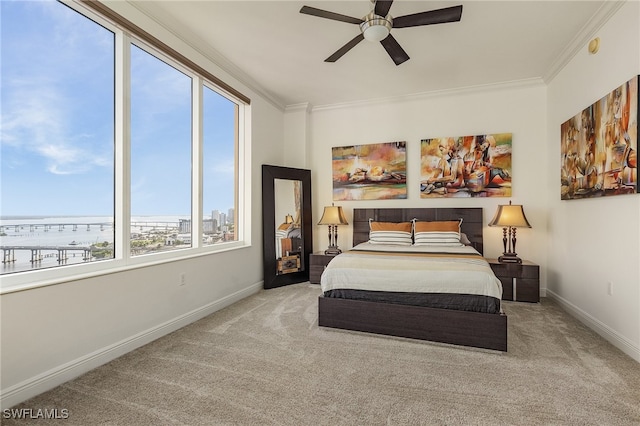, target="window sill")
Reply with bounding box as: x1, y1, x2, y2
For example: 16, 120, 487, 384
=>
0, 242, 250, 295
